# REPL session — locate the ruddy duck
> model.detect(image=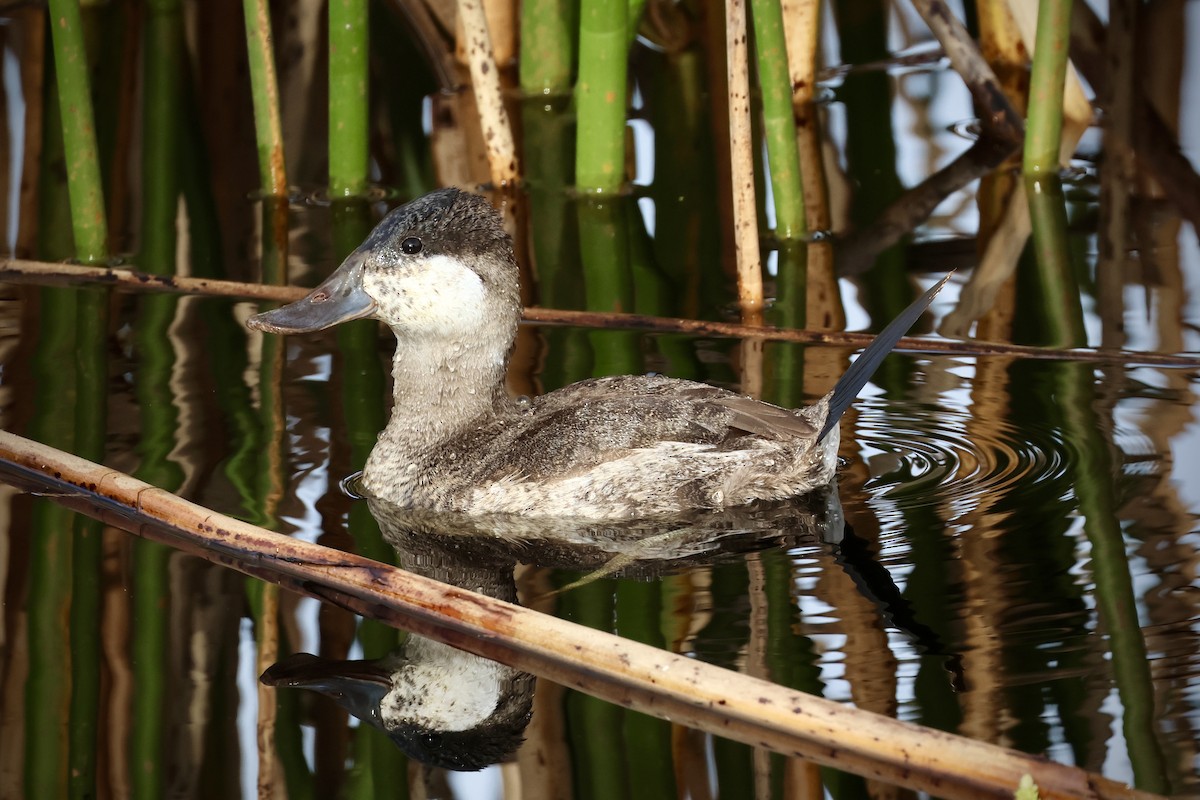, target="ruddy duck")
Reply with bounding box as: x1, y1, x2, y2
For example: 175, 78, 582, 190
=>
248, 188, 947, 518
